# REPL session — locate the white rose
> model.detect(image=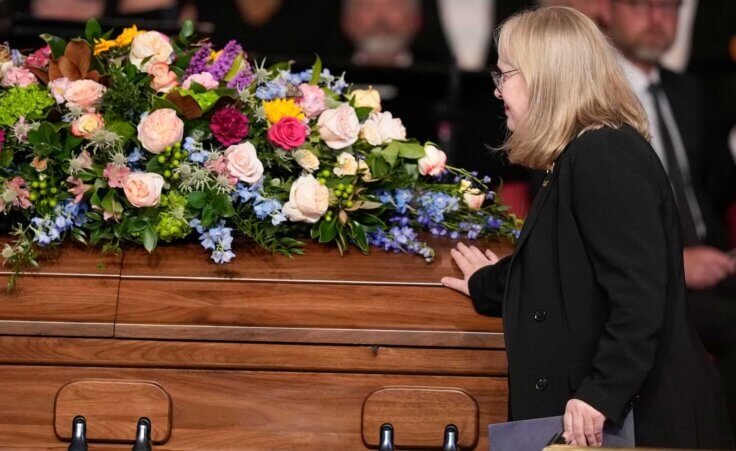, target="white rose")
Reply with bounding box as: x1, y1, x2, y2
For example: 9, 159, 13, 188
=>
317, 103, 360, 150
333, 152, 358, 177
282, 174, 329, 223
418, 144, 447, 177
225, 142, 264, 185
294, 149, 320, 172
463, 189, 485, 210
357, 159, 373, 182
129, 31, 174, 72
360, 111, 406, 146
350, 87, 381, 112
